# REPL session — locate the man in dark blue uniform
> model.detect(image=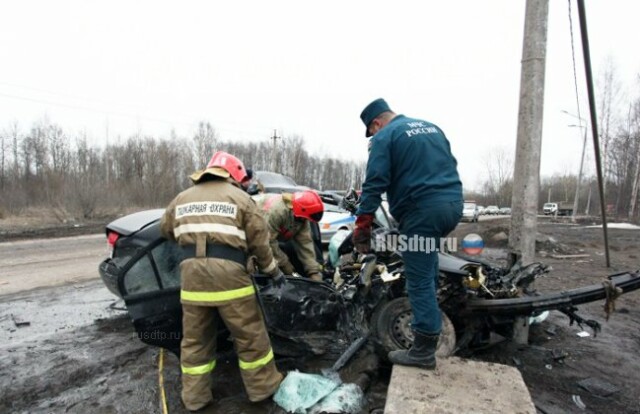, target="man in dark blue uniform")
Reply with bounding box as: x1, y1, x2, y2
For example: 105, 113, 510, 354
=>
354, 98, 463, 369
